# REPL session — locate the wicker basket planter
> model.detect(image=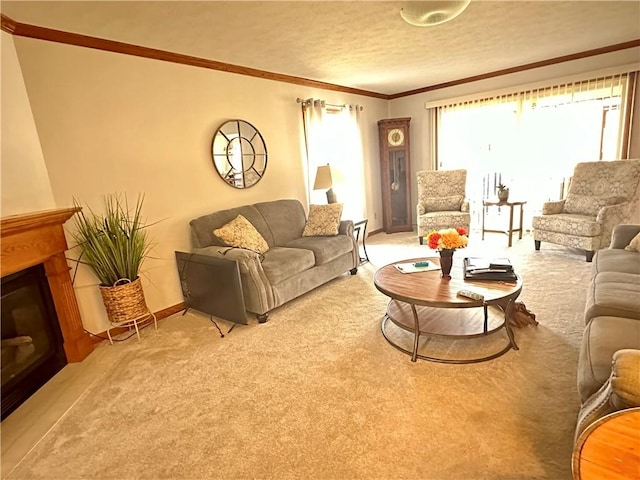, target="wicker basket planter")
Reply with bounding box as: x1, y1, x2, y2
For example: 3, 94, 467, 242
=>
99, 278, 150, 325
